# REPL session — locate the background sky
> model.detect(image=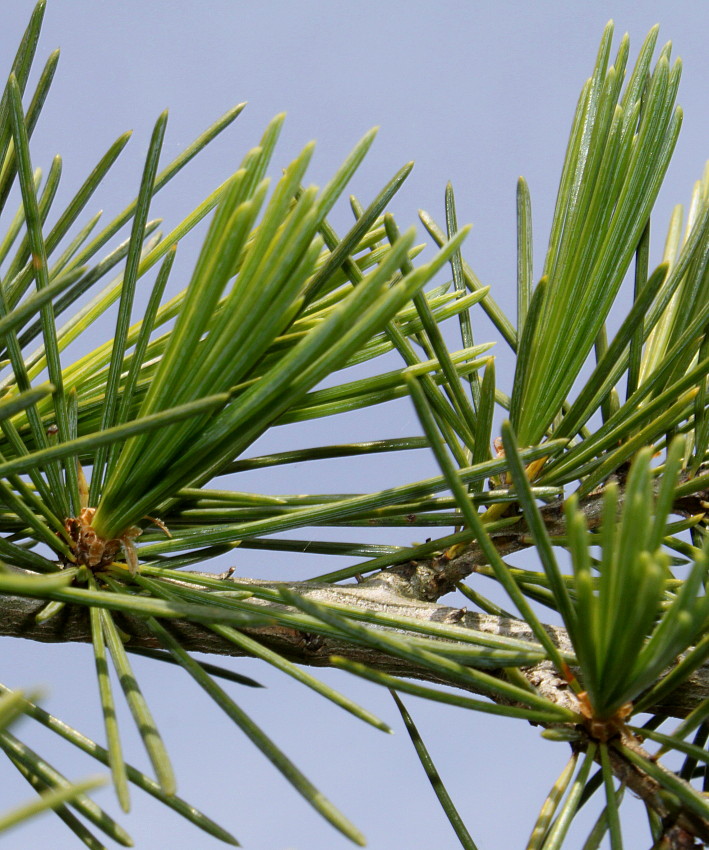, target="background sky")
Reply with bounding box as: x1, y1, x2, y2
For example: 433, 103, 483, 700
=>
1, 2, 707, 849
